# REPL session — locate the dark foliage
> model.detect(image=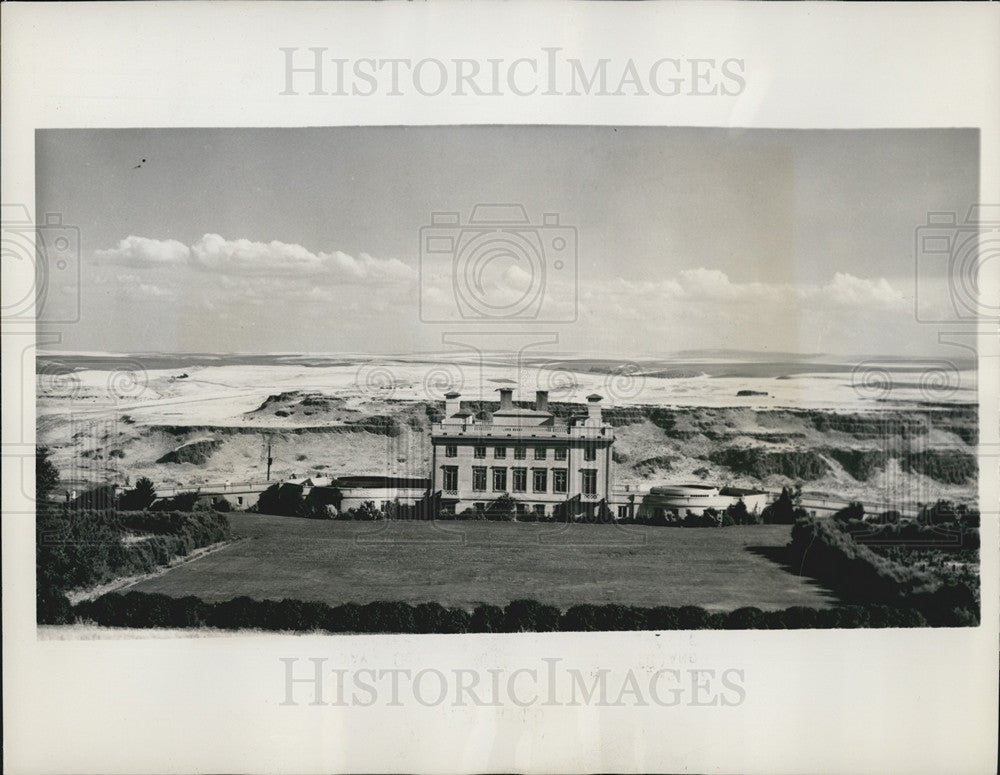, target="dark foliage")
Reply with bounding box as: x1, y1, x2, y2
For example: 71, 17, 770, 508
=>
760, 486, 807, 525
900, 450, 976, 485
70, 592, 969, 633
709, 448, 829, 481
36, 508, 230, 623
787, 514, 978, 626
470, 604, 505, 633
118, 477, 157, 511
503, 599, 561, 632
